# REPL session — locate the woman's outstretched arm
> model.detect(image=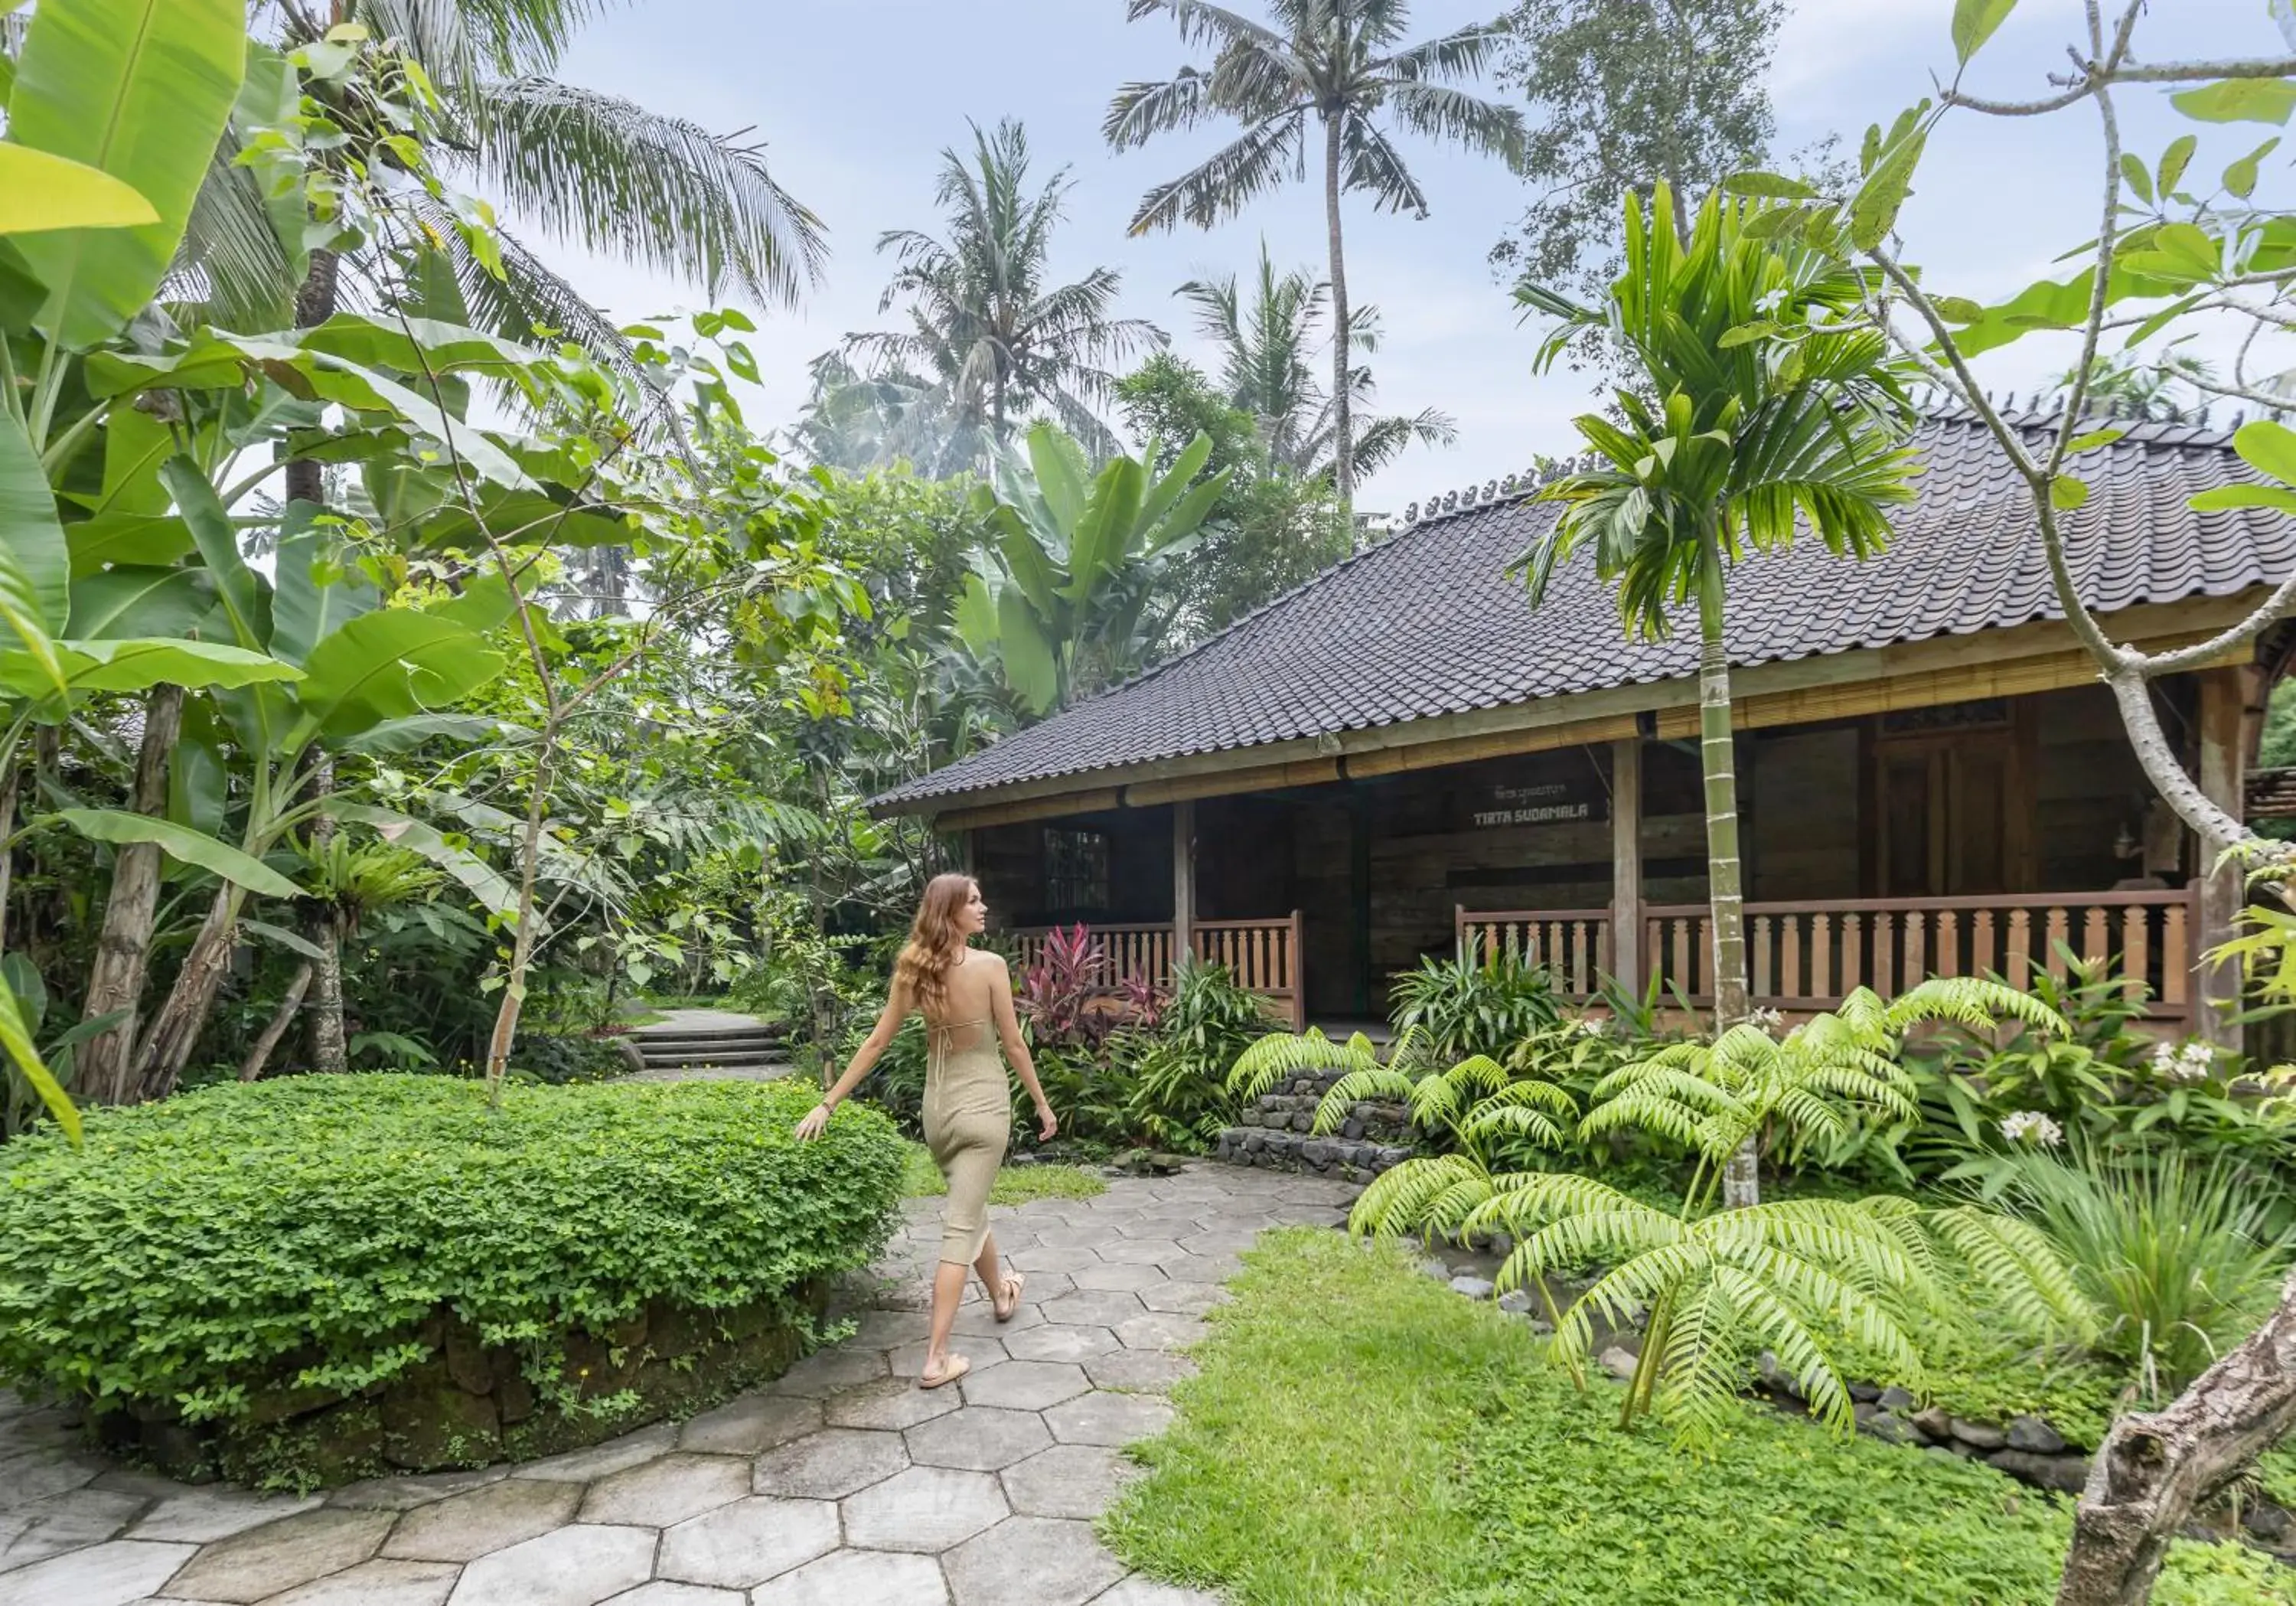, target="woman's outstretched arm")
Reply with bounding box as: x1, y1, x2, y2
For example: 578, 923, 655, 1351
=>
794, 979, 910, 1140
989, 954, 1058, 1141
